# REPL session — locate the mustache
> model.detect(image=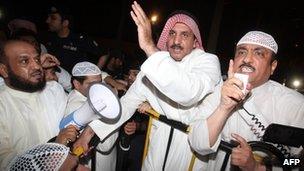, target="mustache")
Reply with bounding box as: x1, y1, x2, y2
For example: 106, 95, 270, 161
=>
239, 63, 256, 71
31, 70, 43, 76
170, 44, 183, 50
